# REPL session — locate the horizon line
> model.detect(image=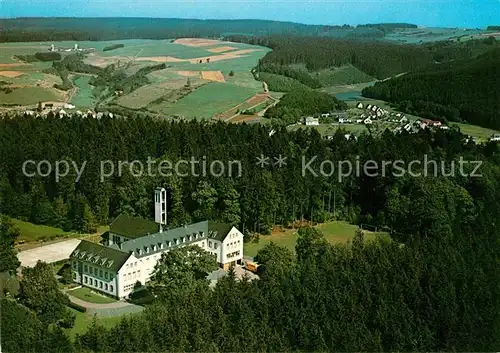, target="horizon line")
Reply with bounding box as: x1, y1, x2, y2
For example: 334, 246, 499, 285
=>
0, 16, 492, 30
